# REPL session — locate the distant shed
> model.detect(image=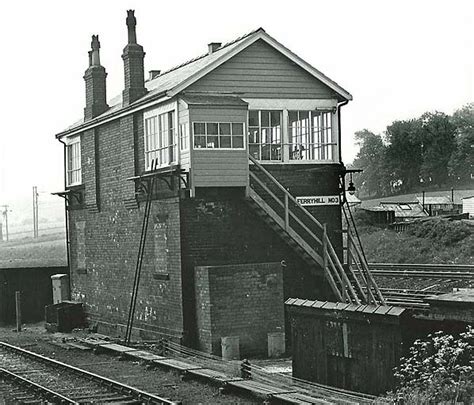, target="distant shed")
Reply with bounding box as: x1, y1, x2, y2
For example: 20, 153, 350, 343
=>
360, 206, 395, 225
286, 298, 410, 395
462, 196, 474, 218
379, 201, 427, 222
416, 196, 454, 216
0, 266, 68, 325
